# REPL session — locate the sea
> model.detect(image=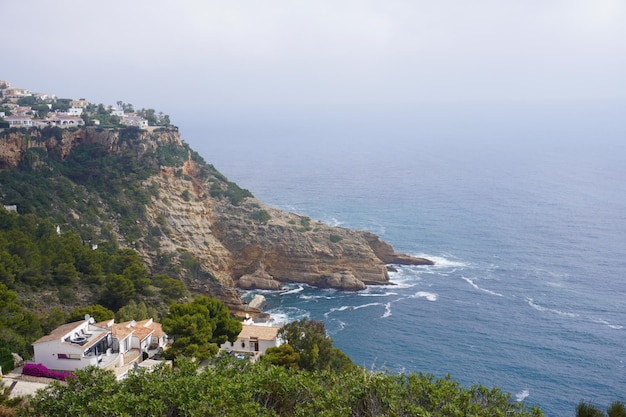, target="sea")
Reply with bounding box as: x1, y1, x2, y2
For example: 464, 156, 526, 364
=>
181, 101, 626, 416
